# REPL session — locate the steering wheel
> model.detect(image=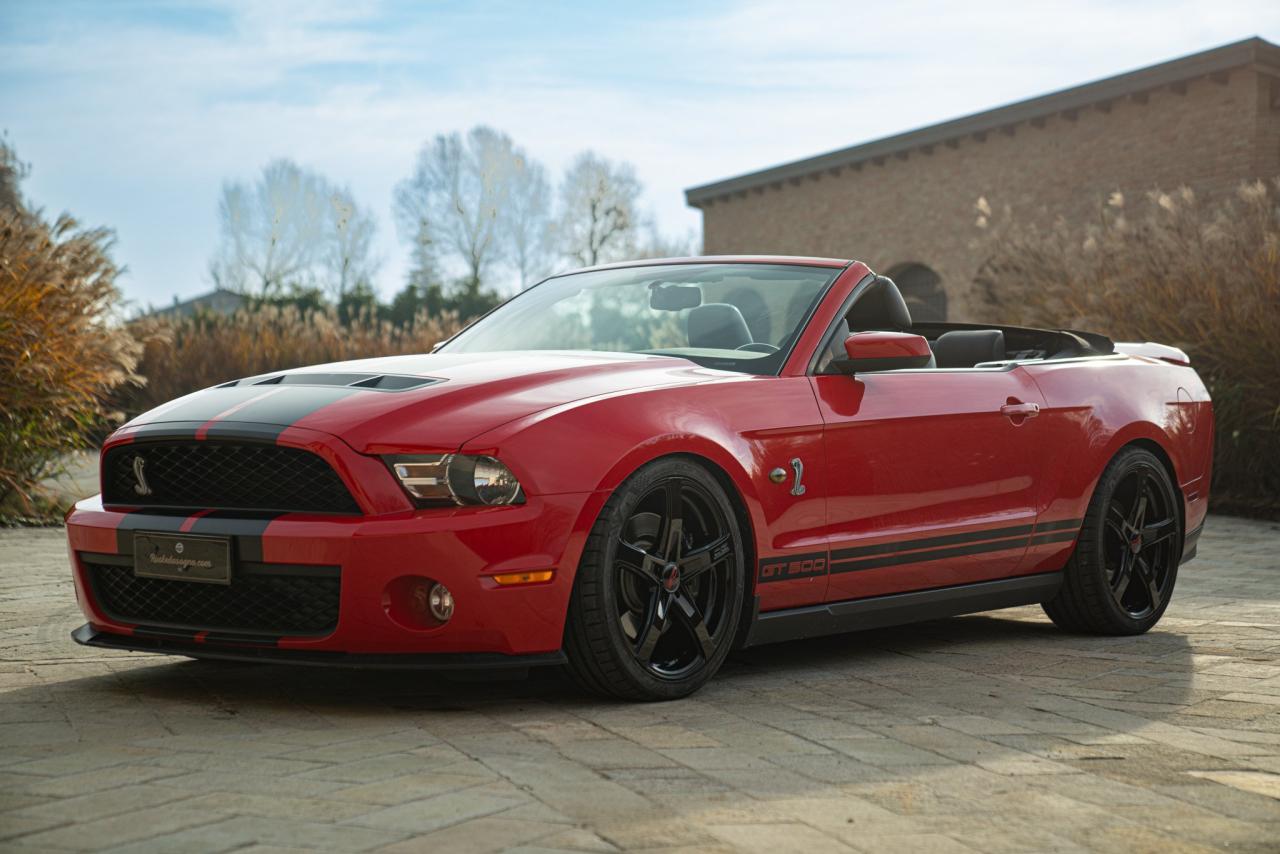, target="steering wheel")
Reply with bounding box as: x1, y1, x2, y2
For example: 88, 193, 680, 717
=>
735, 342, 779, 354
